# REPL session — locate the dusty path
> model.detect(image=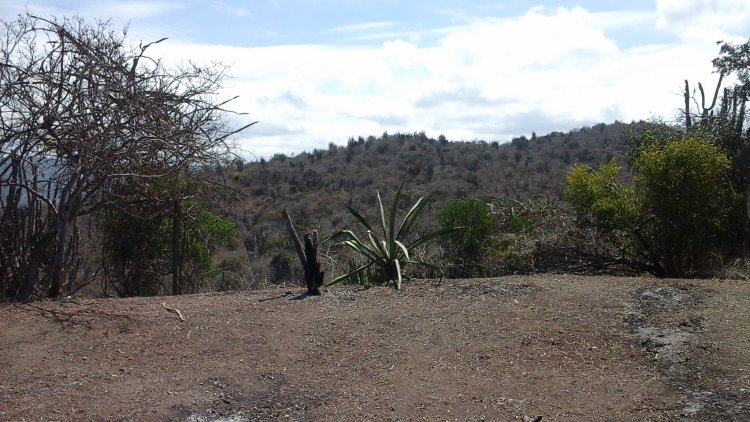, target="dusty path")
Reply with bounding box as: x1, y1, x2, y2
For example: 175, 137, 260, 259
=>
0, 275, 748, 421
